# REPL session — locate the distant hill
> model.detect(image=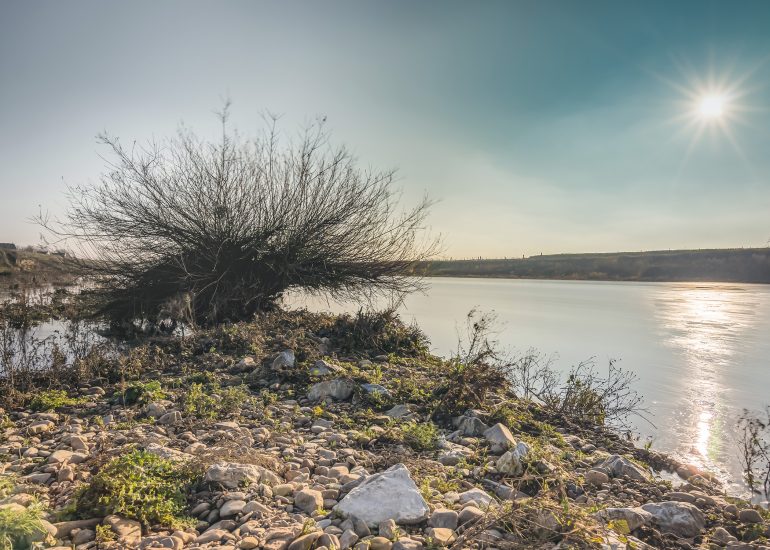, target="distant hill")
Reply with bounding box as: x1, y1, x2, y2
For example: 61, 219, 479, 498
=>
417, 248, 770, 284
